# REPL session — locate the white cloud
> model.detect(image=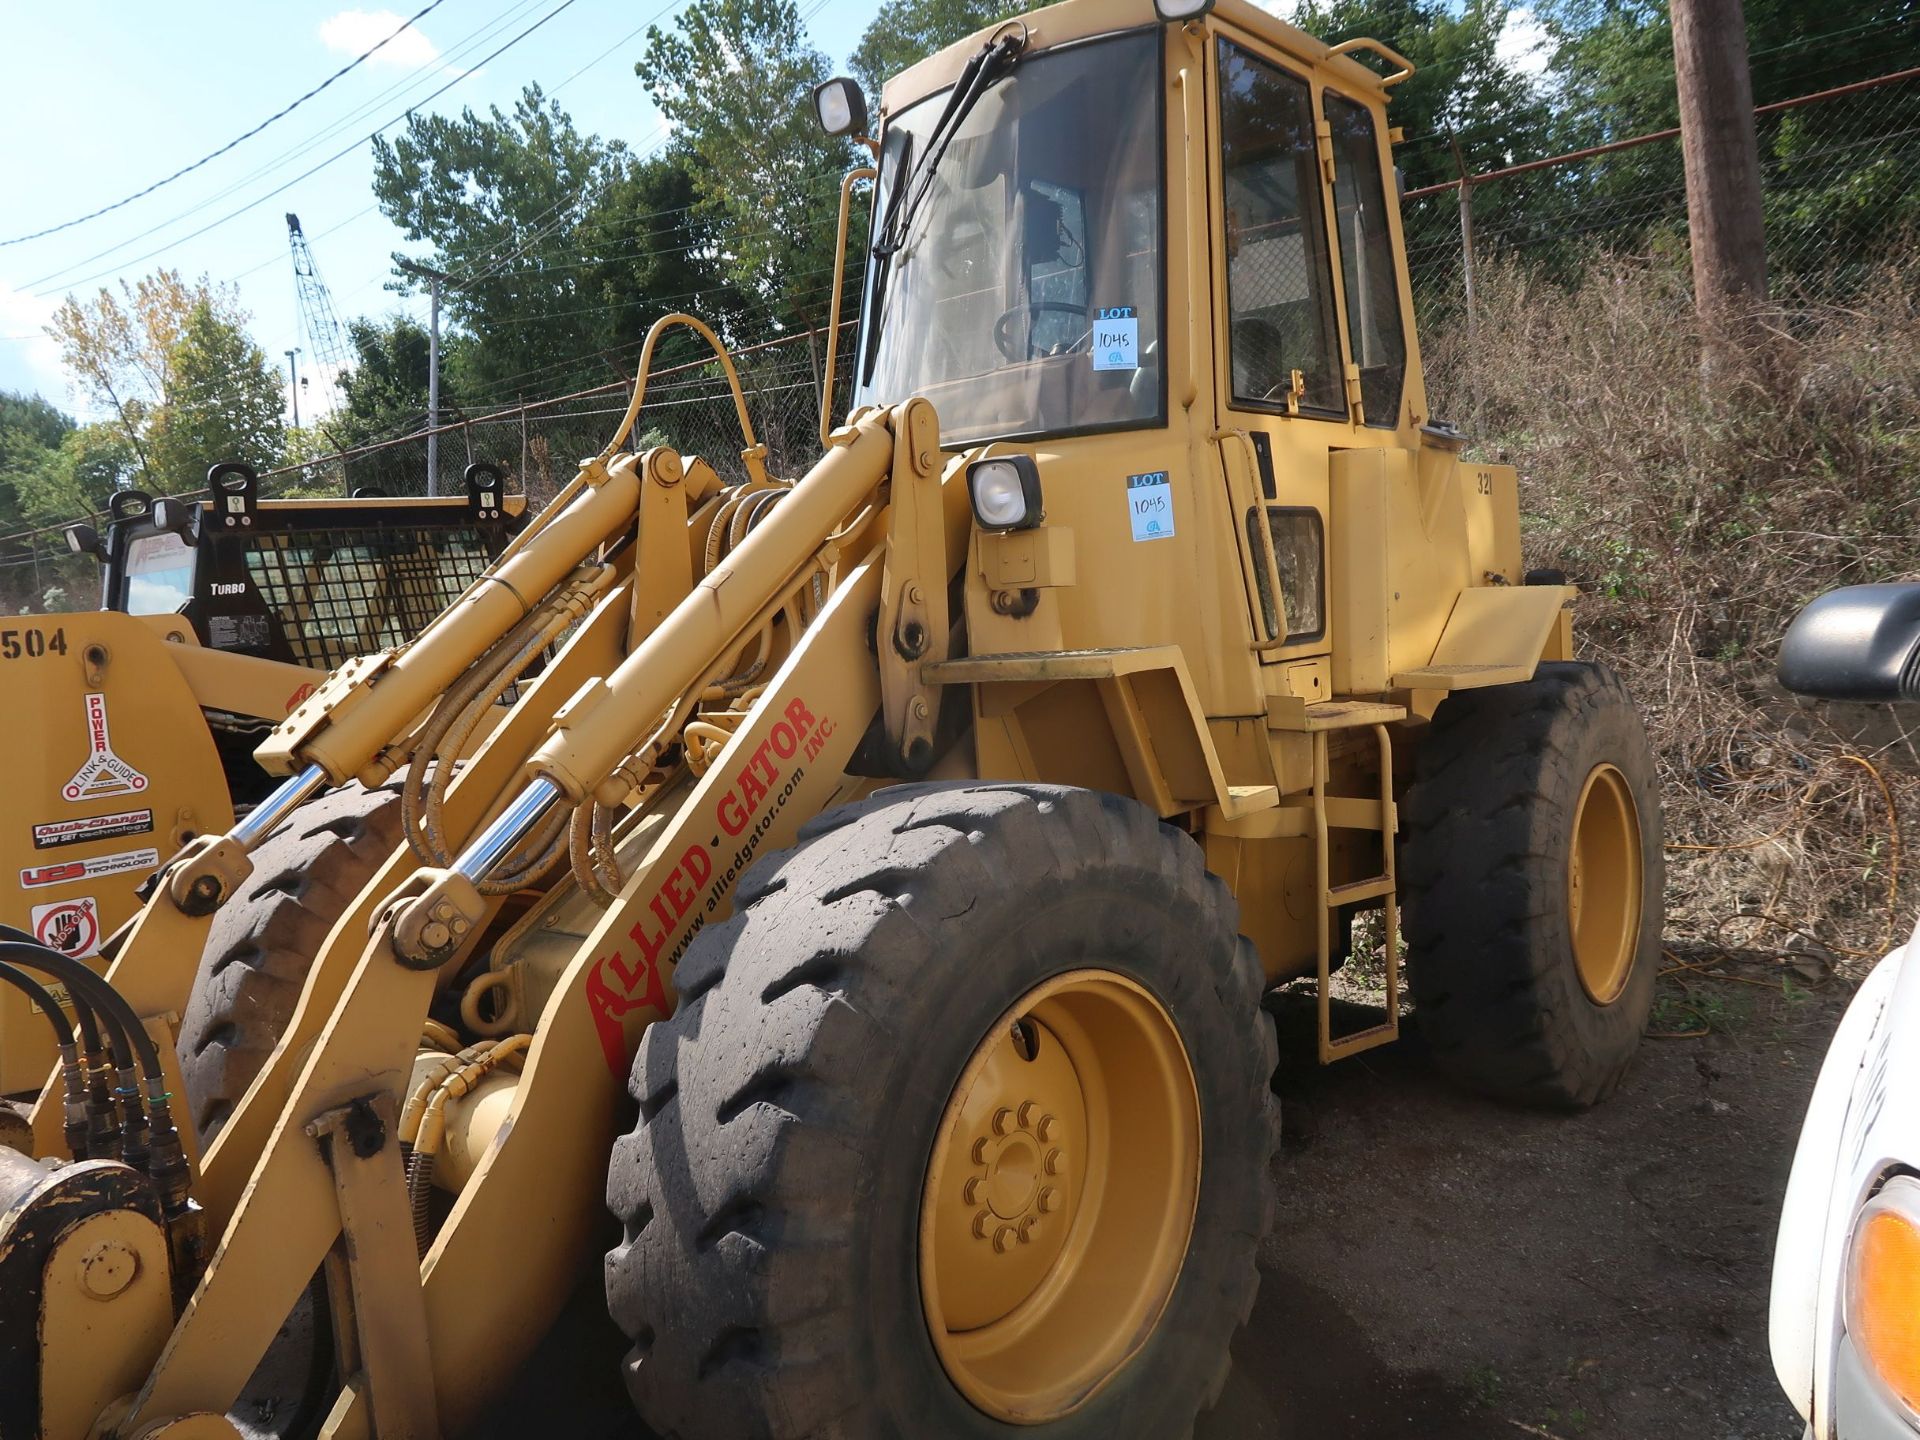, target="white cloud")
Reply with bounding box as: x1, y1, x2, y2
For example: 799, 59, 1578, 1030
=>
0, 282, 73, 411
319, 9, 444, 69
1497, 8, 1554, 81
